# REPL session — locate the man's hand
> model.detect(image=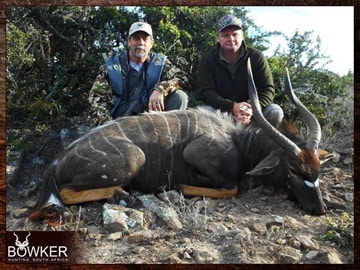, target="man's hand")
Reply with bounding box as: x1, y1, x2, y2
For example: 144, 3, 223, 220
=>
232, 102, 253, 125
148, 89, 164, 111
